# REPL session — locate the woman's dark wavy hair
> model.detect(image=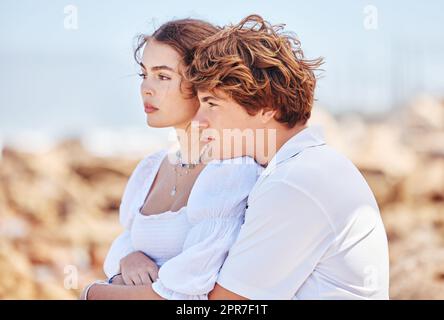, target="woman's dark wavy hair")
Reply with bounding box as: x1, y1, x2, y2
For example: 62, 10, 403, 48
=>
134, 18, 220, 98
